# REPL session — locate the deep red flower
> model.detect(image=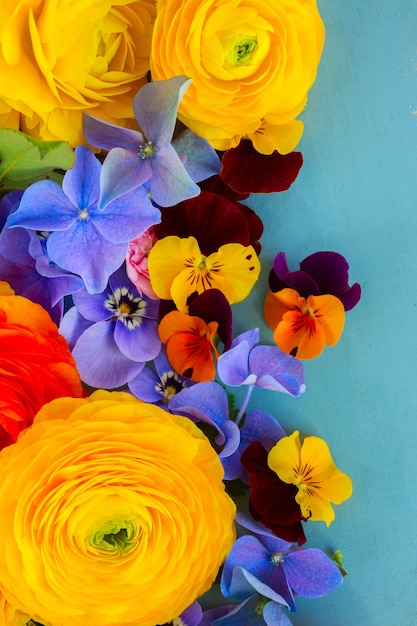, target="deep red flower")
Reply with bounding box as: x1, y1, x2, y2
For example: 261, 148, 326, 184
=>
220, 139, 303, 194
154, 190, 263, 255
240, 440, 307, 545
